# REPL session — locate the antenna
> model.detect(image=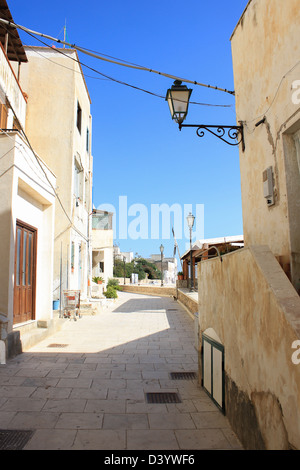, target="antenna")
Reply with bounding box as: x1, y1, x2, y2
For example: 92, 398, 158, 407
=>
63, 19, 66, 48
